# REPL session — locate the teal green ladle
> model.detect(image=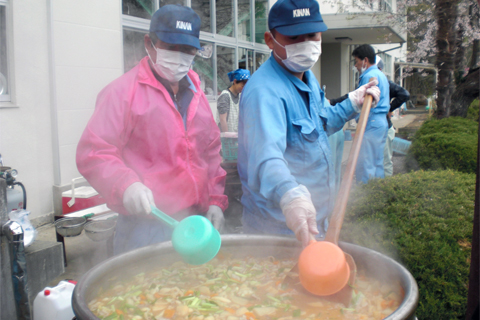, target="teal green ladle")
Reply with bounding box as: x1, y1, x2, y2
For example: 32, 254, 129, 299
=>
150, 205, 221, 265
